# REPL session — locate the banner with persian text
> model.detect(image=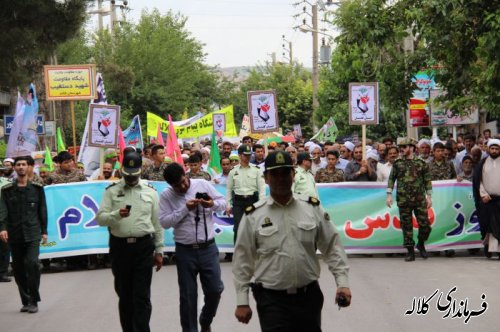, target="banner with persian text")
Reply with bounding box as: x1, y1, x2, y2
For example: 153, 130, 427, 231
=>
40, 180, 480, 258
